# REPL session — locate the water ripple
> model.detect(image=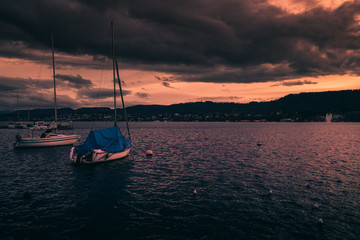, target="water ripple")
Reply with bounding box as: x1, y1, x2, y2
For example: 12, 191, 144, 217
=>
0, 122, 359, 239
